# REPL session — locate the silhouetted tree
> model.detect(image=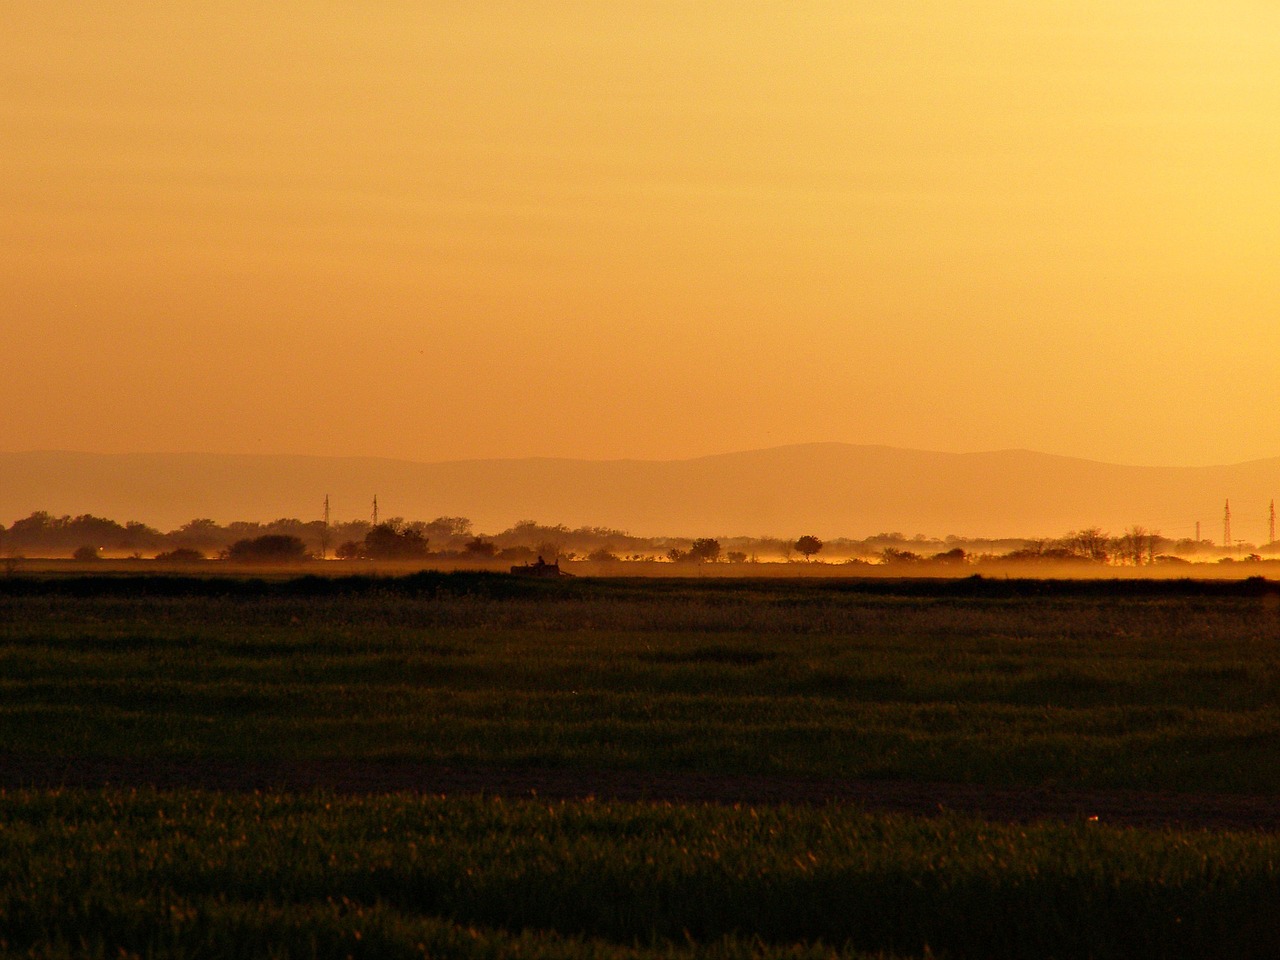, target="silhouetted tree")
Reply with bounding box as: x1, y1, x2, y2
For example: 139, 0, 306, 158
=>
1114, 526, 1160, 566
463, 536, 496, 558
425, 517, 473, 546
330, 521, 371, 547
879, 547, 921, 564
5, 512, 137, 554
226, 535, 309, 563
121, 521, 163, 551
363, 523, 429, 560
794, 535, 823, 561
335, 540, 363, 560
173, 519, 223, 551
72, 545, 100, 562
534, 540, 563, 561
1063, 527, 1110, 563
689, 538, 721, 562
